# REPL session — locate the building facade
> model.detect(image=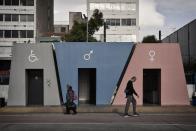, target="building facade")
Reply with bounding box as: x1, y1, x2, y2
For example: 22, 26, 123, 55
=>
54, 24, 69, 35
0, 0, 54, 102
87, 0, 139, 42
0, 0, 54, 45
69, 12, 86, 30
